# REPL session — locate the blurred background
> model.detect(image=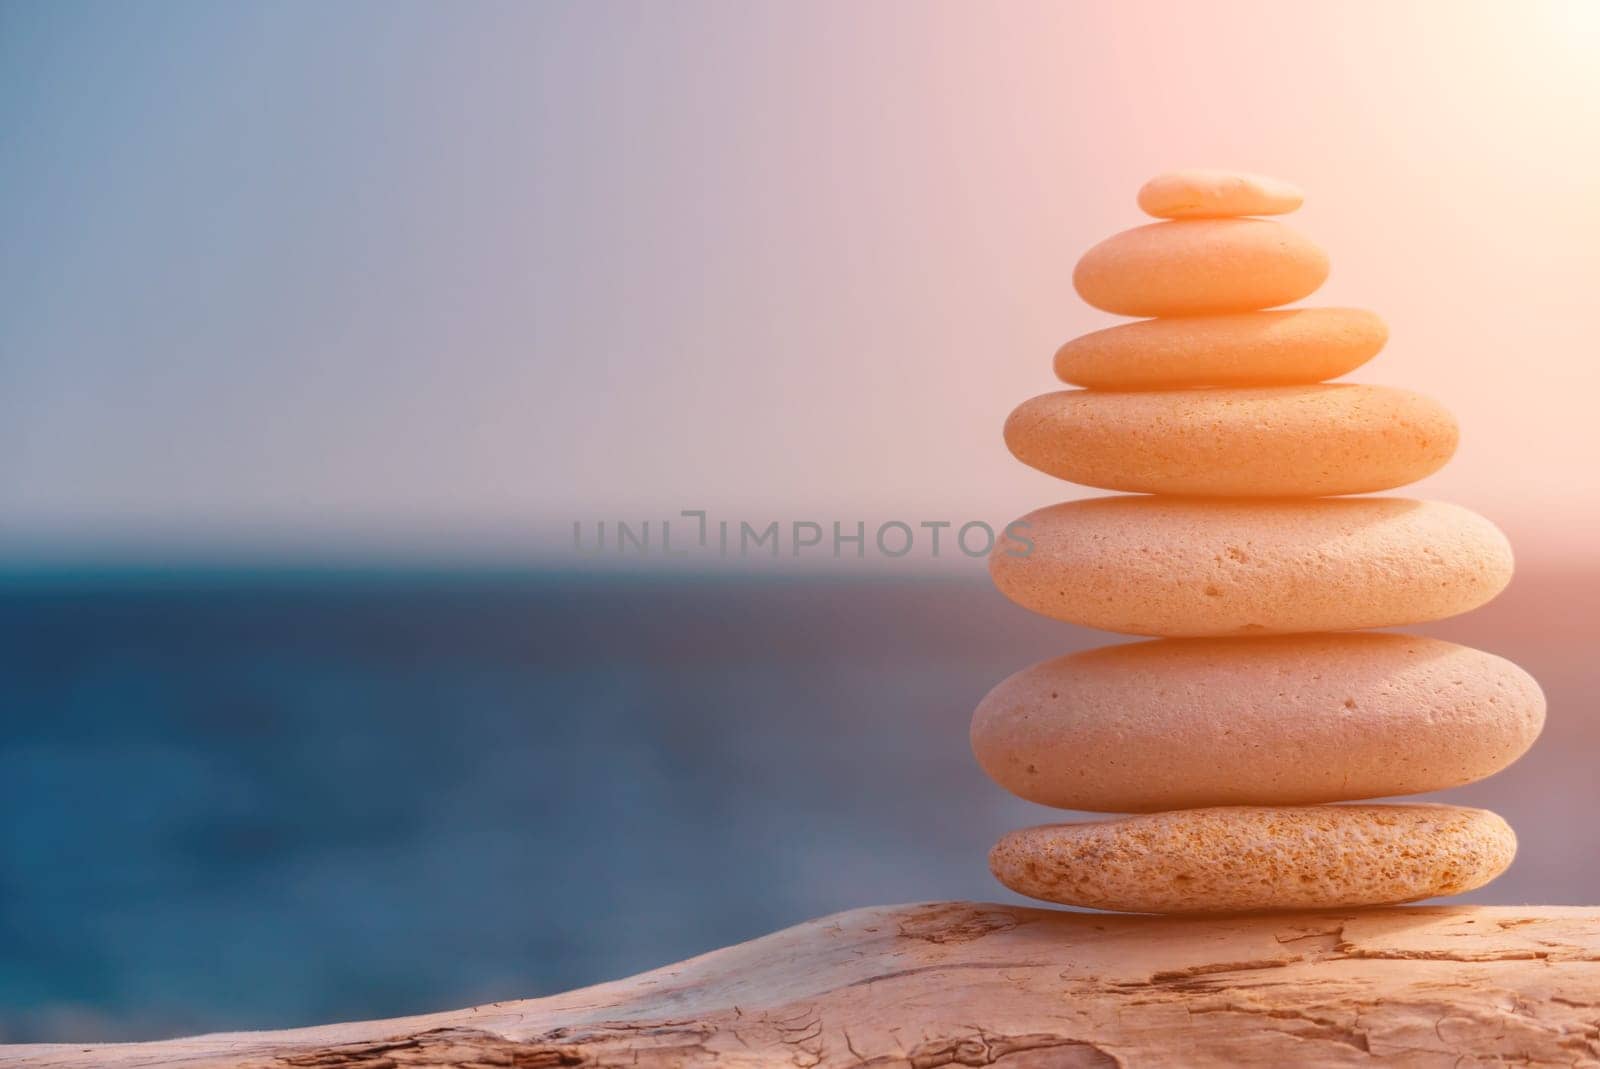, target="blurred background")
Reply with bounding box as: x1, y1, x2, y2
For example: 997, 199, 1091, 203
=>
2, 0, 1597, 1044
